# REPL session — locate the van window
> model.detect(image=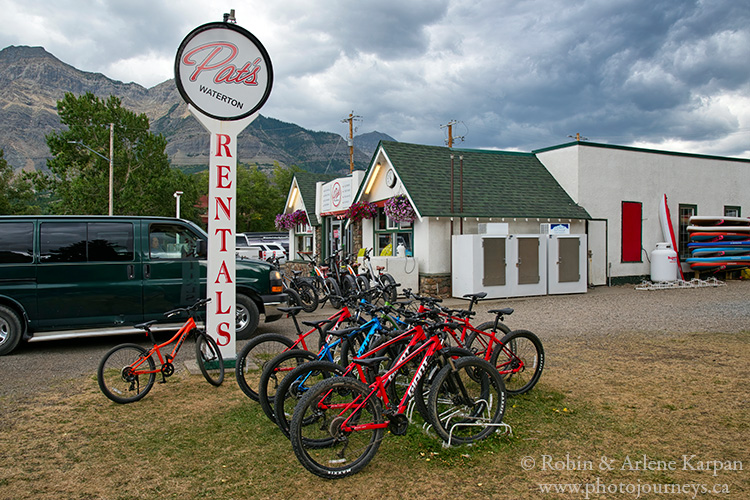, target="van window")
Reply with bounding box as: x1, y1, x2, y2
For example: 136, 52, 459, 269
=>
40, 222, 134, 263
149, 223, 199, 259
40, 222, 87, 262
88, 222, 134, 261
0, 222, 33, 263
